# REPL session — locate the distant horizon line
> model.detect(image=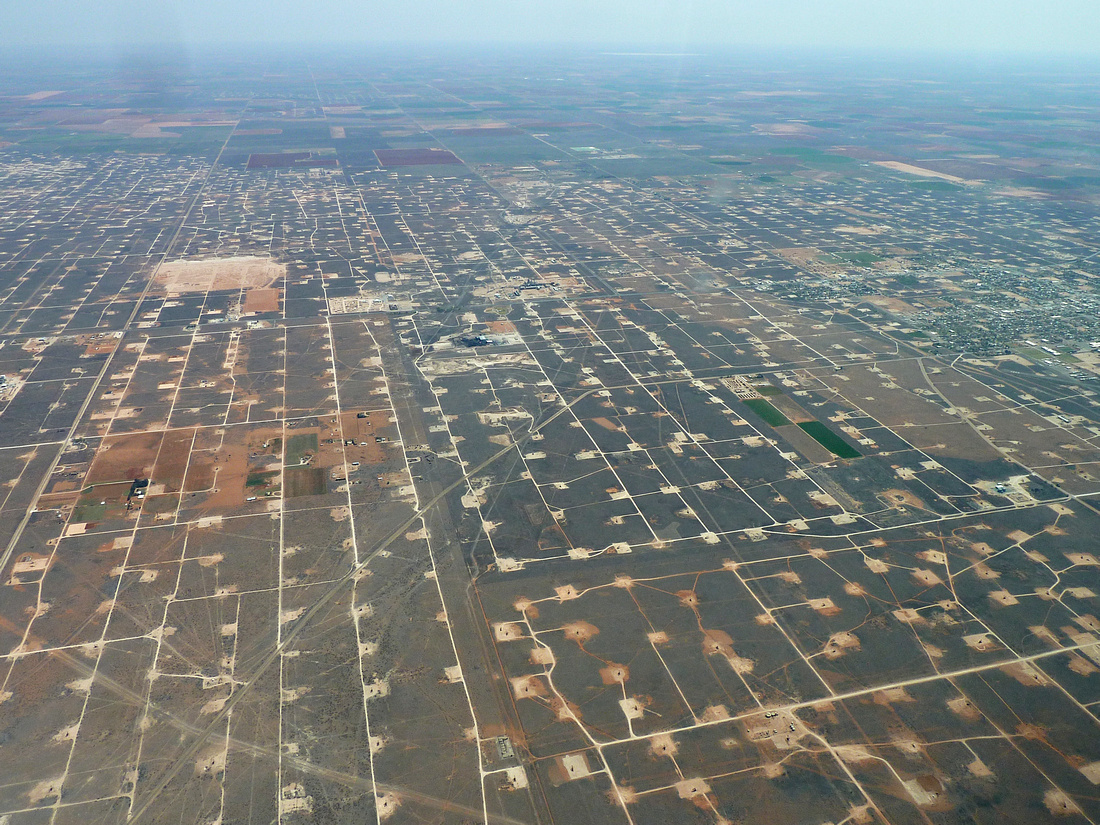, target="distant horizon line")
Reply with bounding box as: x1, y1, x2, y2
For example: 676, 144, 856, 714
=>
1, 41, 1099, 63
